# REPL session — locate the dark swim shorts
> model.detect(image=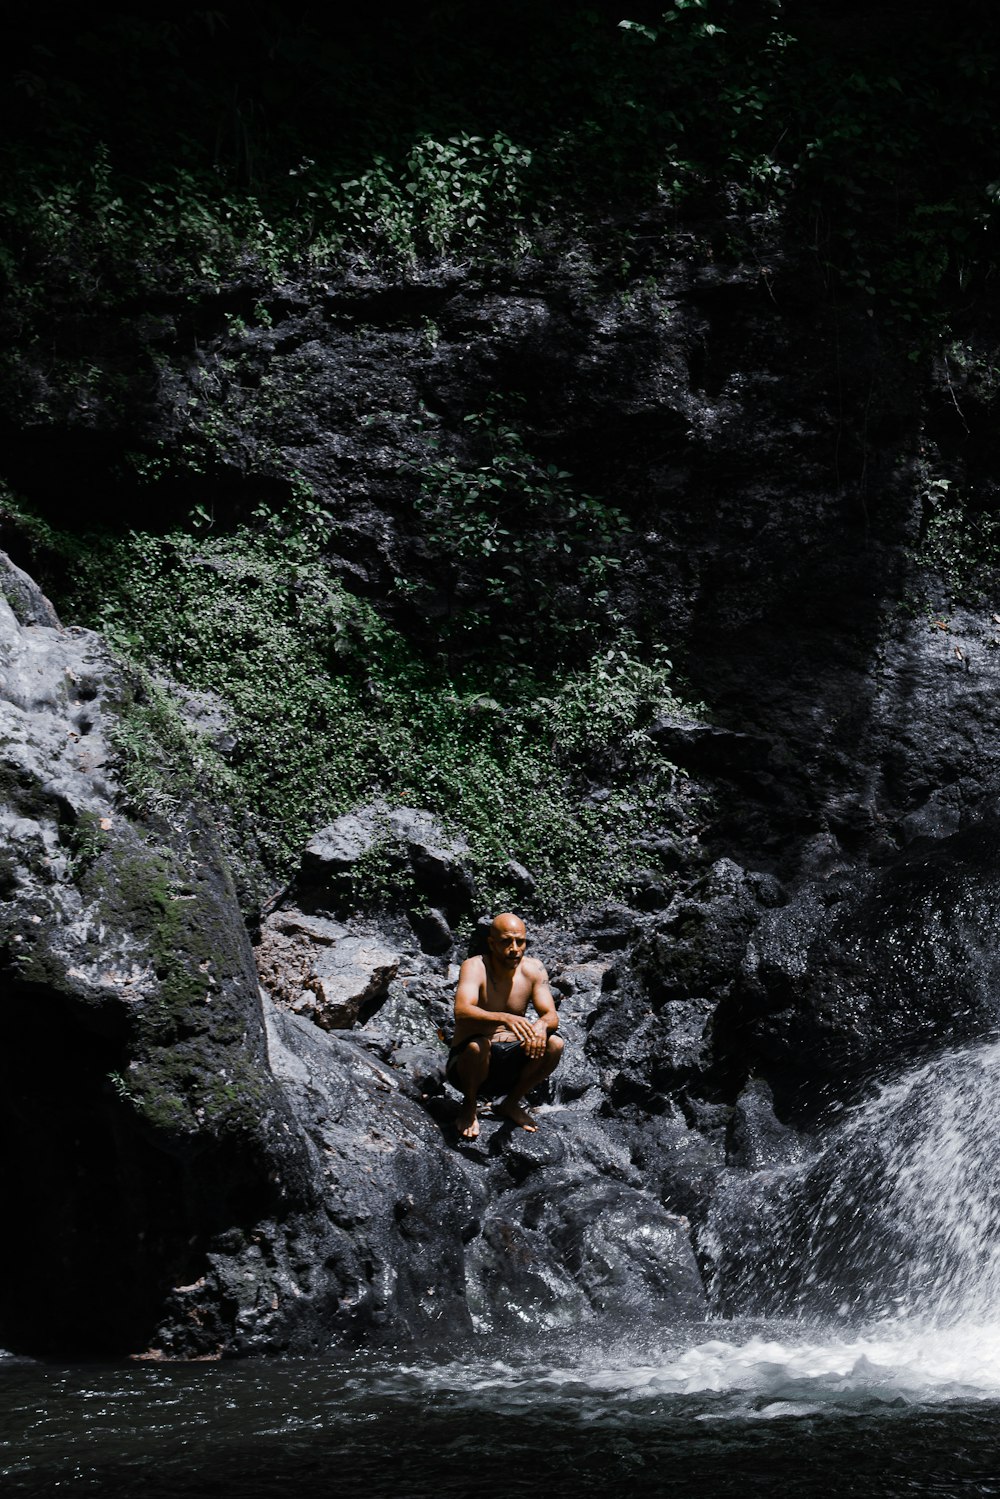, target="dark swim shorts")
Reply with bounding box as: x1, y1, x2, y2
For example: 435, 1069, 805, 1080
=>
445, 1037, 528, 1098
